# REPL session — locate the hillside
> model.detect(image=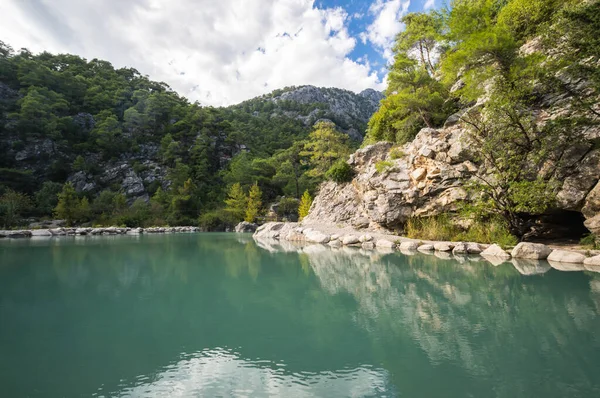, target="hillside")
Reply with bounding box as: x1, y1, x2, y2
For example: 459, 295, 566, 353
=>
0, 43, 381, 227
